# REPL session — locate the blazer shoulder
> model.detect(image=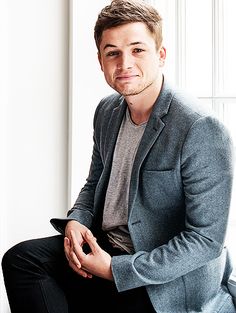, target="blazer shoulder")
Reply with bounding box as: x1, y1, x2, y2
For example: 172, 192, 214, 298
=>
92, 92, 125, 130
161, 82, 232, 140
164, 87, 221, 133
96, 92, 123, 114
159, 80, 212, 123
171, 88, 212, 119
170, 88, 233, 146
